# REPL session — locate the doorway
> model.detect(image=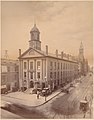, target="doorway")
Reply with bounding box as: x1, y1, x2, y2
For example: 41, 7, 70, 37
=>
30, 81, 34, 88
